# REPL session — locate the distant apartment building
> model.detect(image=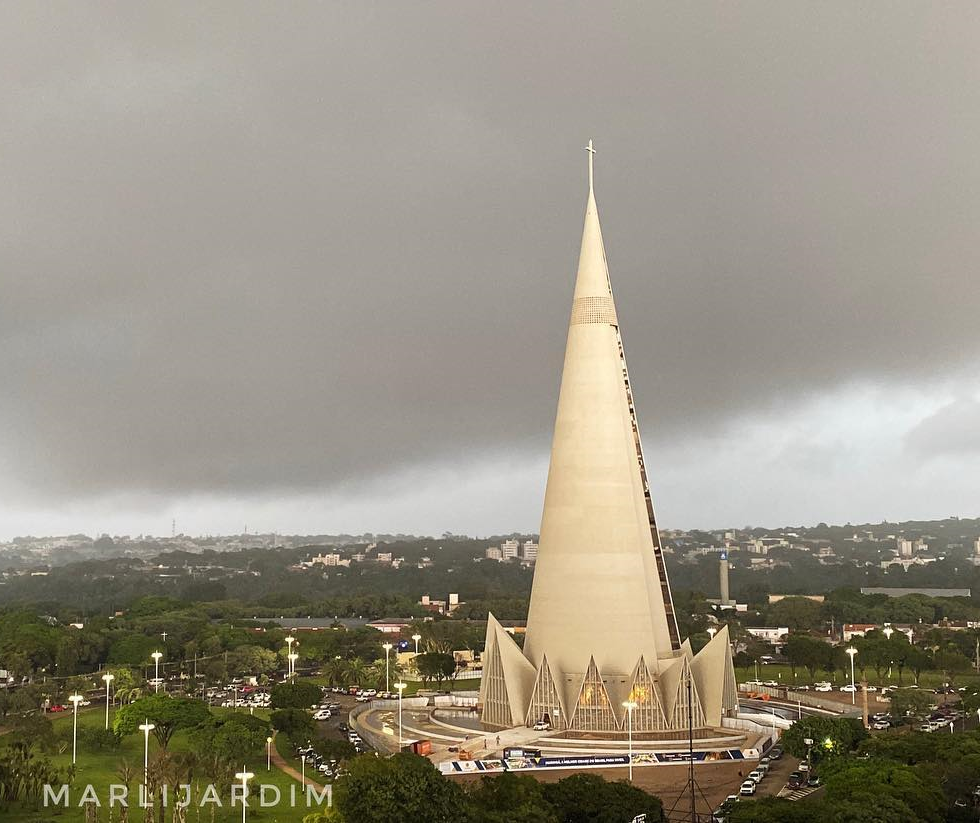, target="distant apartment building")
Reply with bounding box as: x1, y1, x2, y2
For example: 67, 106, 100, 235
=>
745, 627, 789, 644
500, 539, 520, 560
521, 540, 538, 562
974, 537, 980, 557
376, 552, 393, 563
897, 538, 913, 558
485, 546, 503, 561
420, 593, 462, 615
312, 553, 341, 566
